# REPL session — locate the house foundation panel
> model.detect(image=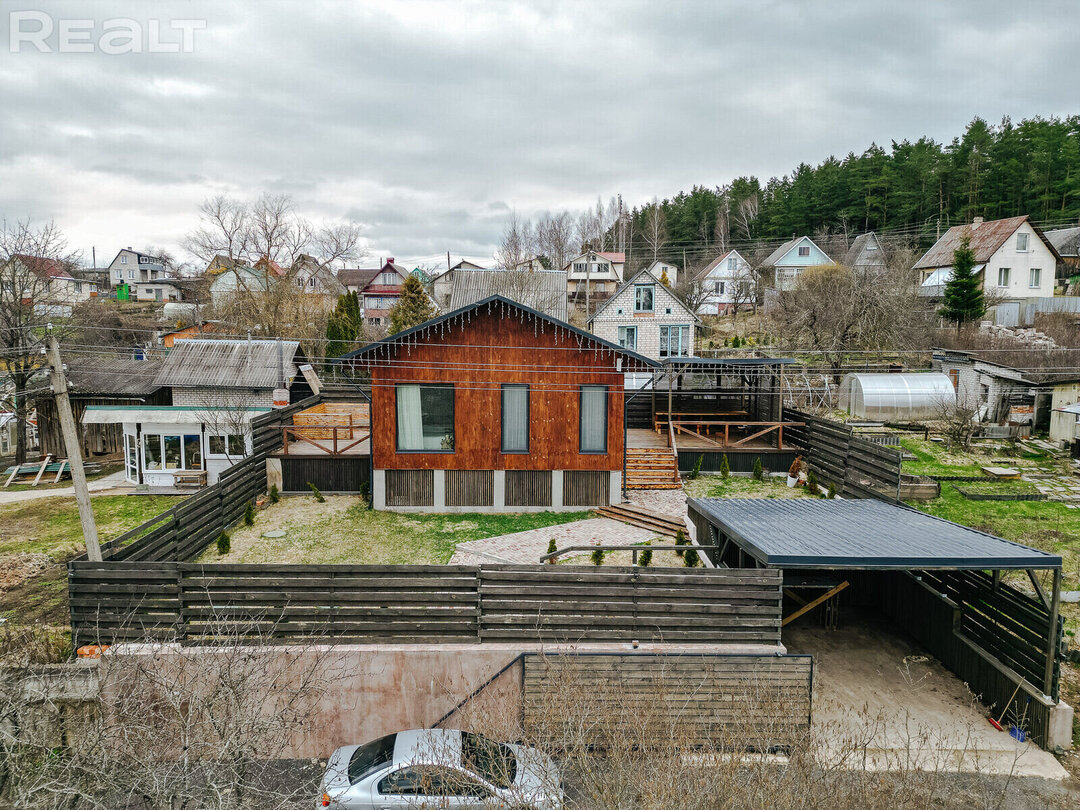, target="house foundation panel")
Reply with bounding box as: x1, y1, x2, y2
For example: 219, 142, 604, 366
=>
375, 469, 618, 512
